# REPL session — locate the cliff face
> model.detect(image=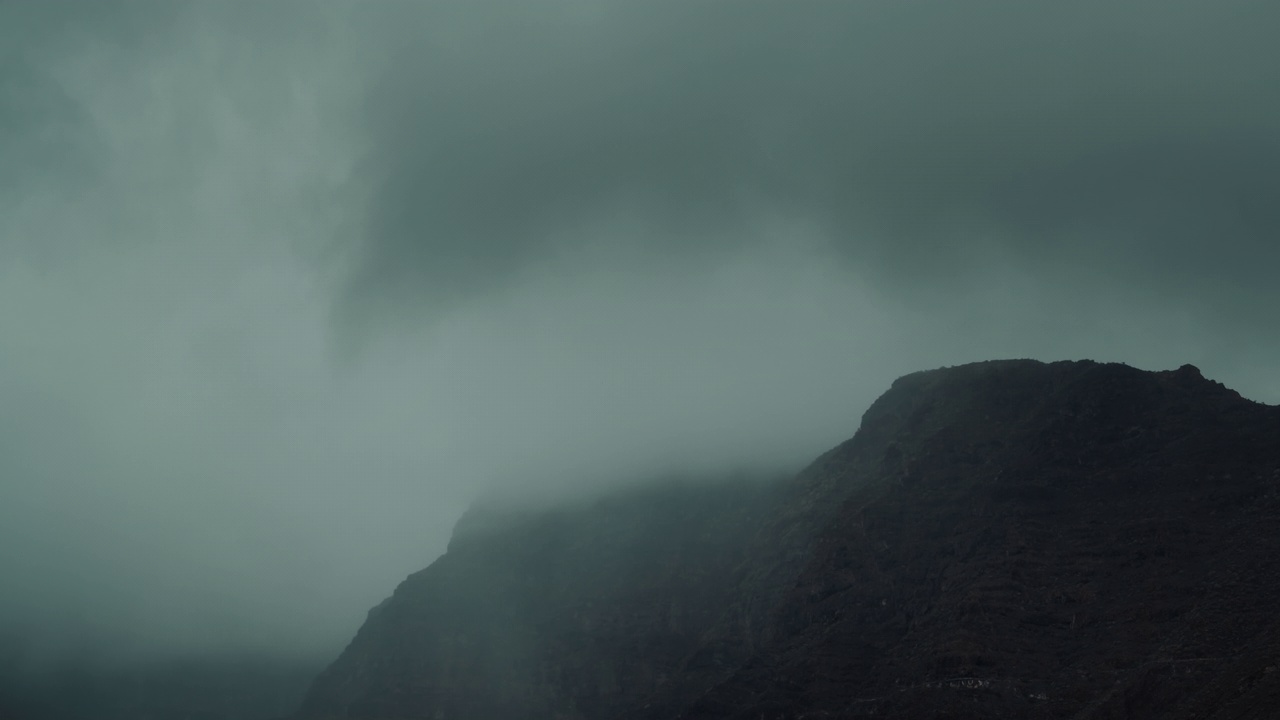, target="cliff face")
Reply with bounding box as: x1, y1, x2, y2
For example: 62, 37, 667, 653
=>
295, 360, 1280, 719
295, 477, 790, 720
